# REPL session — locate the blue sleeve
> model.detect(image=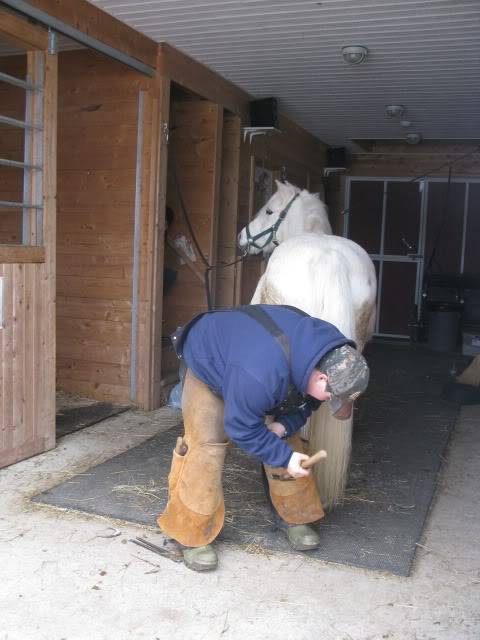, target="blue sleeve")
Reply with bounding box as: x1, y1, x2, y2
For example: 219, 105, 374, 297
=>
222, 366, 293, 468
275, 405, 313, 437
